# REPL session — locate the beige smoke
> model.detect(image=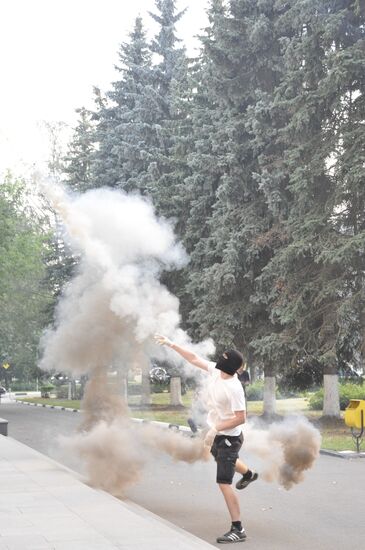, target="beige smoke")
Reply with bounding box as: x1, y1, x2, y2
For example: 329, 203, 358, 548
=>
40, 183, 213, 494
40, 183, 320, 495
39, 184, 215, 375
58, 365, 209, 496
243, 416, 322, 489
